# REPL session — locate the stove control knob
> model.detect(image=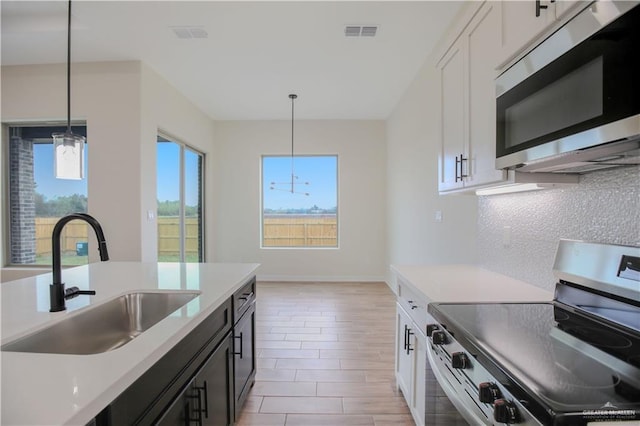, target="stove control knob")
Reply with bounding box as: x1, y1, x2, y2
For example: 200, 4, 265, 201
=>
426, 324, 440, 337
431, 330, 447, 345
451, 352, 470, 369
493, 399, 520, 424
479, 382, 502, 403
